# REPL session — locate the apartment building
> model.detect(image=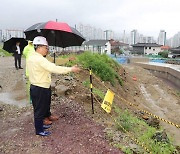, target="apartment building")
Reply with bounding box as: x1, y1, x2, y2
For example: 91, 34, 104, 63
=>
158, 30, 166, 45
